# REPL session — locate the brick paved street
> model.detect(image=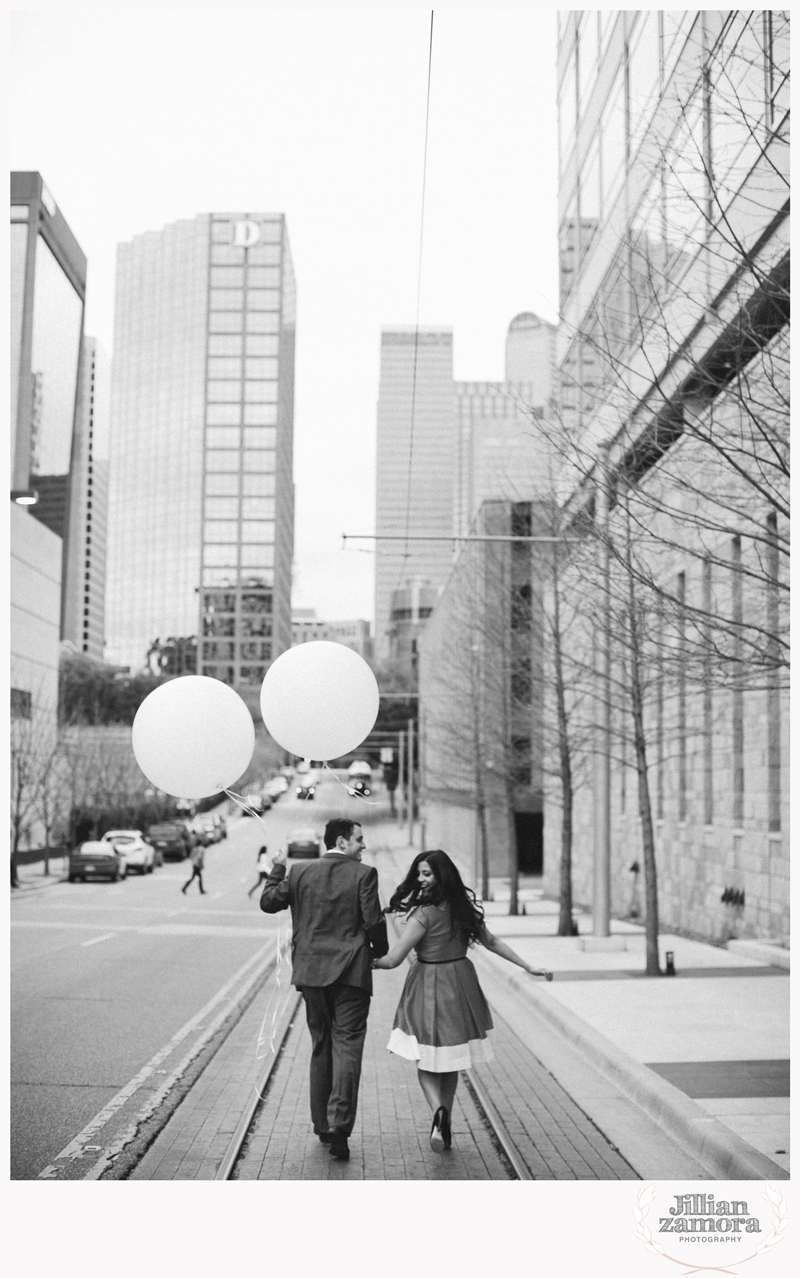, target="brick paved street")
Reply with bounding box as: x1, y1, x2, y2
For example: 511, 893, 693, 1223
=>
132, 925, 641, 1180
